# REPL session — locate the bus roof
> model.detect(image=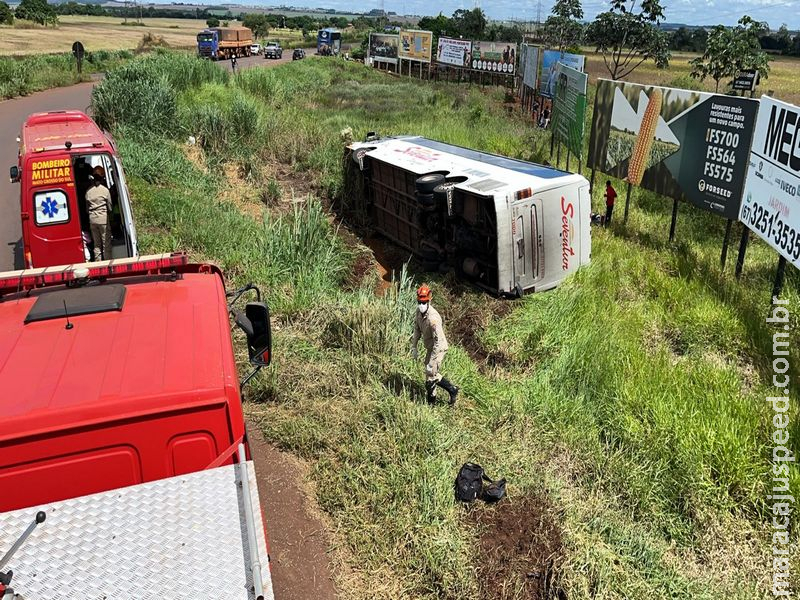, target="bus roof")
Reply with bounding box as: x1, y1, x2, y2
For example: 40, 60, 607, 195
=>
351, 136, 582, 196
0, 270, 237, 444
21, 111, 111, 156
